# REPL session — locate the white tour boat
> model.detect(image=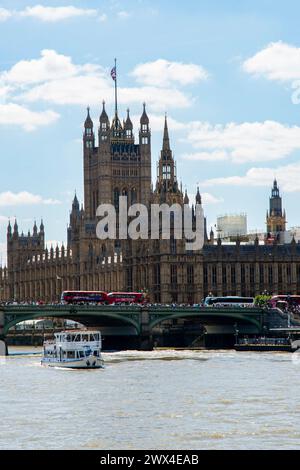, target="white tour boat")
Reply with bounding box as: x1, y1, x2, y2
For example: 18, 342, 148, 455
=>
41, 330, 104, 369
